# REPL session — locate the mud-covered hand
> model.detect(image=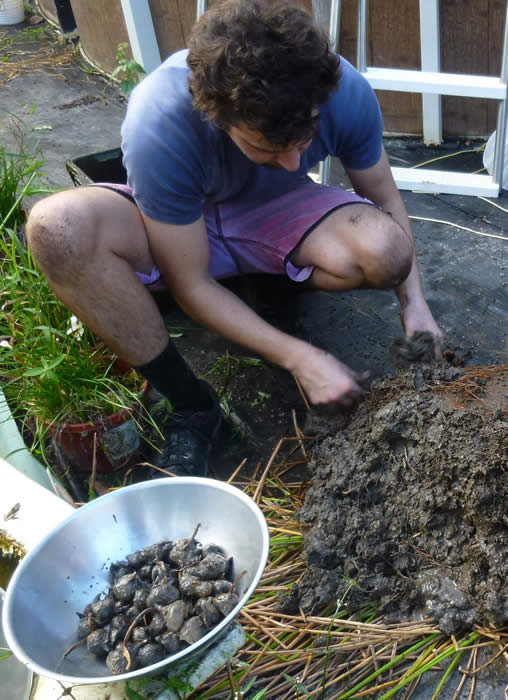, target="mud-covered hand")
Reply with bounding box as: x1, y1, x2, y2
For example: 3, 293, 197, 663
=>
400, 299, 444, 359
290, 345, 370, 407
